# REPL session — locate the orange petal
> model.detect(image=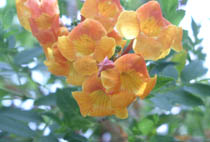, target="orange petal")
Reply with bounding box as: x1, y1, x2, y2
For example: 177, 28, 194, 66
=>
83, 74, 104, 94
73, 56, 98, 76
81, 0, 123, 32
44, 48, 70, 76
16, 0, 31, 31
72, 91, 92, 117
120, 70, 147, 94
138, 75, 157, 99
88, 90, 113, 117
115, 54, 149, 78
94, 36, 116, 62
101, 68, 120, 94
81, 0, 98, 19
111, 92, 136, 108
66, 63, 86, 86
114, 108, 128, 119
136, 1, 168, 36
171, 27, 183, 52
107, 30, 126, 48
116, 11, 140, 39
133, 33, 163, 60
57, 35, 76, 61
70, 19, 107, 57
